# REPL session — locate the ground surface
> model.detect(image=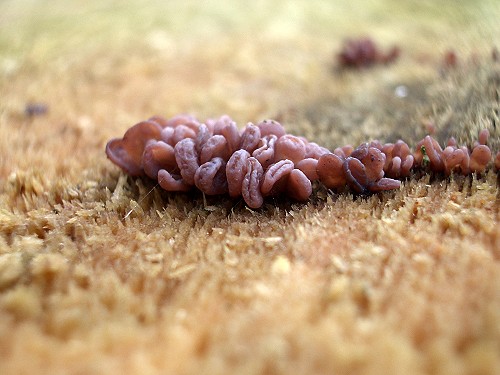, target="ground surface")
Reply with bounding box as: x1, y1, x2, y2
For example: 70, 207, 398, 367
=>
0, 1, 499, 374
